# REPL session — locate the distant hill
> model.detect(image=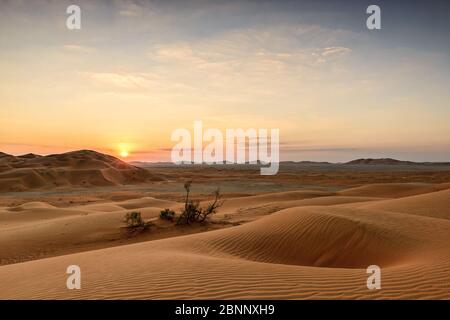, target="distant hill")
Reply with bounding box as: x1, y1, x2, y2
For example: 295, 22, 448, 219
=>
17, 153, 42, 159
286, 161, 332, 165
0, 150, 164, 192
345, 158, 450, 166
0, 152, 16, 160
